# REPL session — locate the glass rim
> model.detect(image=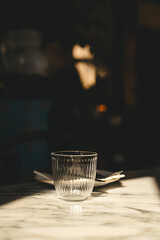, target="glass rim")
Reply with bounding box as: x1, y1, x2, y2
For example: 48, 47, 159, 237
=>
51, 150, 98, 157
